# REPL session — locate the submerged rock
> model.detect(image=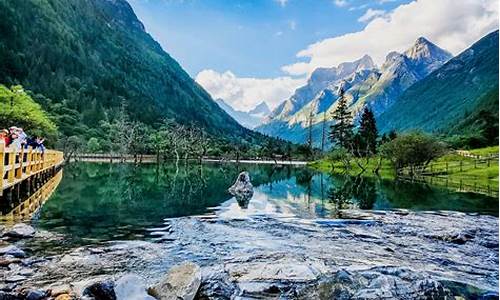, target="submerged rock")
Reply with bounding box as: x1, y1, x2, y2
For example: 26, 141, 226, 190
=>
4, 224, 35, 239
82, 280, 116, 300
148, 262, 201, 300
228, 171, 254, 209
